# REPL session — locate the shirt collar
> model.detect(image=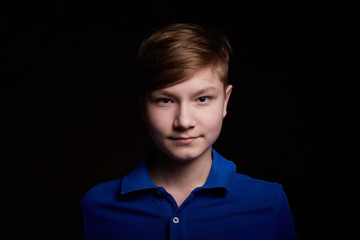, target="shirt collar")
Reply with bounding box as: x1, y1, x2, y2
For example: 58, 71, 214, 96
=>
120, 149, 236, 195
202, 149, 236, 193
